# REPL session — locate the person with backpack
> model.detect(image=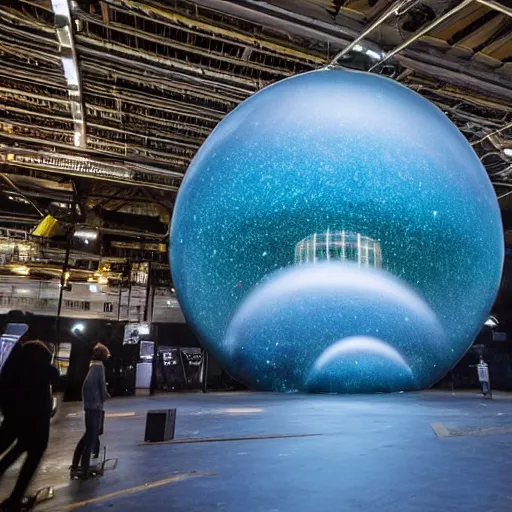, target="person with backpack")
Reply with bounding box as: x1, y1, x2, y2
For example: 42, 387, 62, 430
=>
0, 314, 59, 512
70, 343, 110, 479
